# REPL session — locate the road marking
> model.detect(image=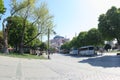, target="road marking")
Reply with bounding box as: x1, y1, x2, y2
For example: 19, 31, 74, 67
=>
15, 60, 24, 80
